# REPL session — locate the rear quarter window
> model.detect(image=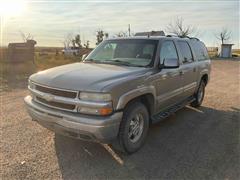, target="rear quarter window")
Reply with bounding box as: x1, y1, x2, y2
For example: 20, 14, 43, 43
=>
192, 41, 209, 61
